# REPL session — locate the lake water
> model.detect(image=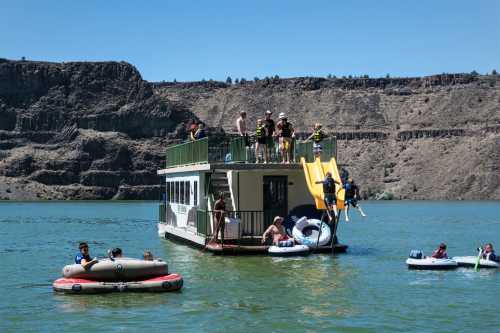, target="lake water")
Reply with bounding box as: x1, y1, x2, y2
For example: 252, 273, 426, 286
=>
0, 201, 499, 333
